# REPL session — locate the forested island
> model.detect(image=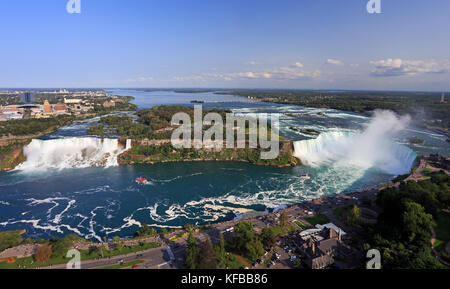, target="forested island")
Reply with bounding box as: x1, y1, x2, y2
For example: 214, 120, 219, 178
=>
87, 105, 300, 167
